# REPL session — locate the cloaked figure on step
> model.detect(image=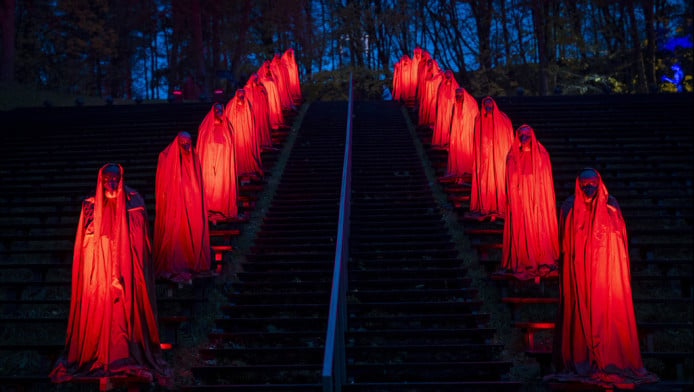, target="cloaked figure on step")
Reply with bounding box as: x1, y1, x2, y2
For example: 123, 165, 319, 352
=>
50, 163, 172, 387
281, 48, 302, 106
226, 88, 263, 180
258, 68, 285, 131
495, 124, 559, 281
417, 60, 443, 129
244, 74, 274, 150
414, 49, 431, 104
154, 131, 211, 283
267, 57, 296, 113
407, 47, 424, 108
546, 168, 659, 389
467, 96, 513, 222
431, 70, 459, 149
393, 54, 415, 106
197, 102, 240, 223
443, 87, 478, 182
